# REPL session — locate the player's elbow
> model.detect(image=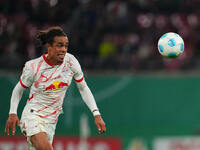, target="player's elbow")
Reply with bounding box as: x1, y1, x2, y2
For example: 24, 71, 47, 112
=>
77, 80, 88, 91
